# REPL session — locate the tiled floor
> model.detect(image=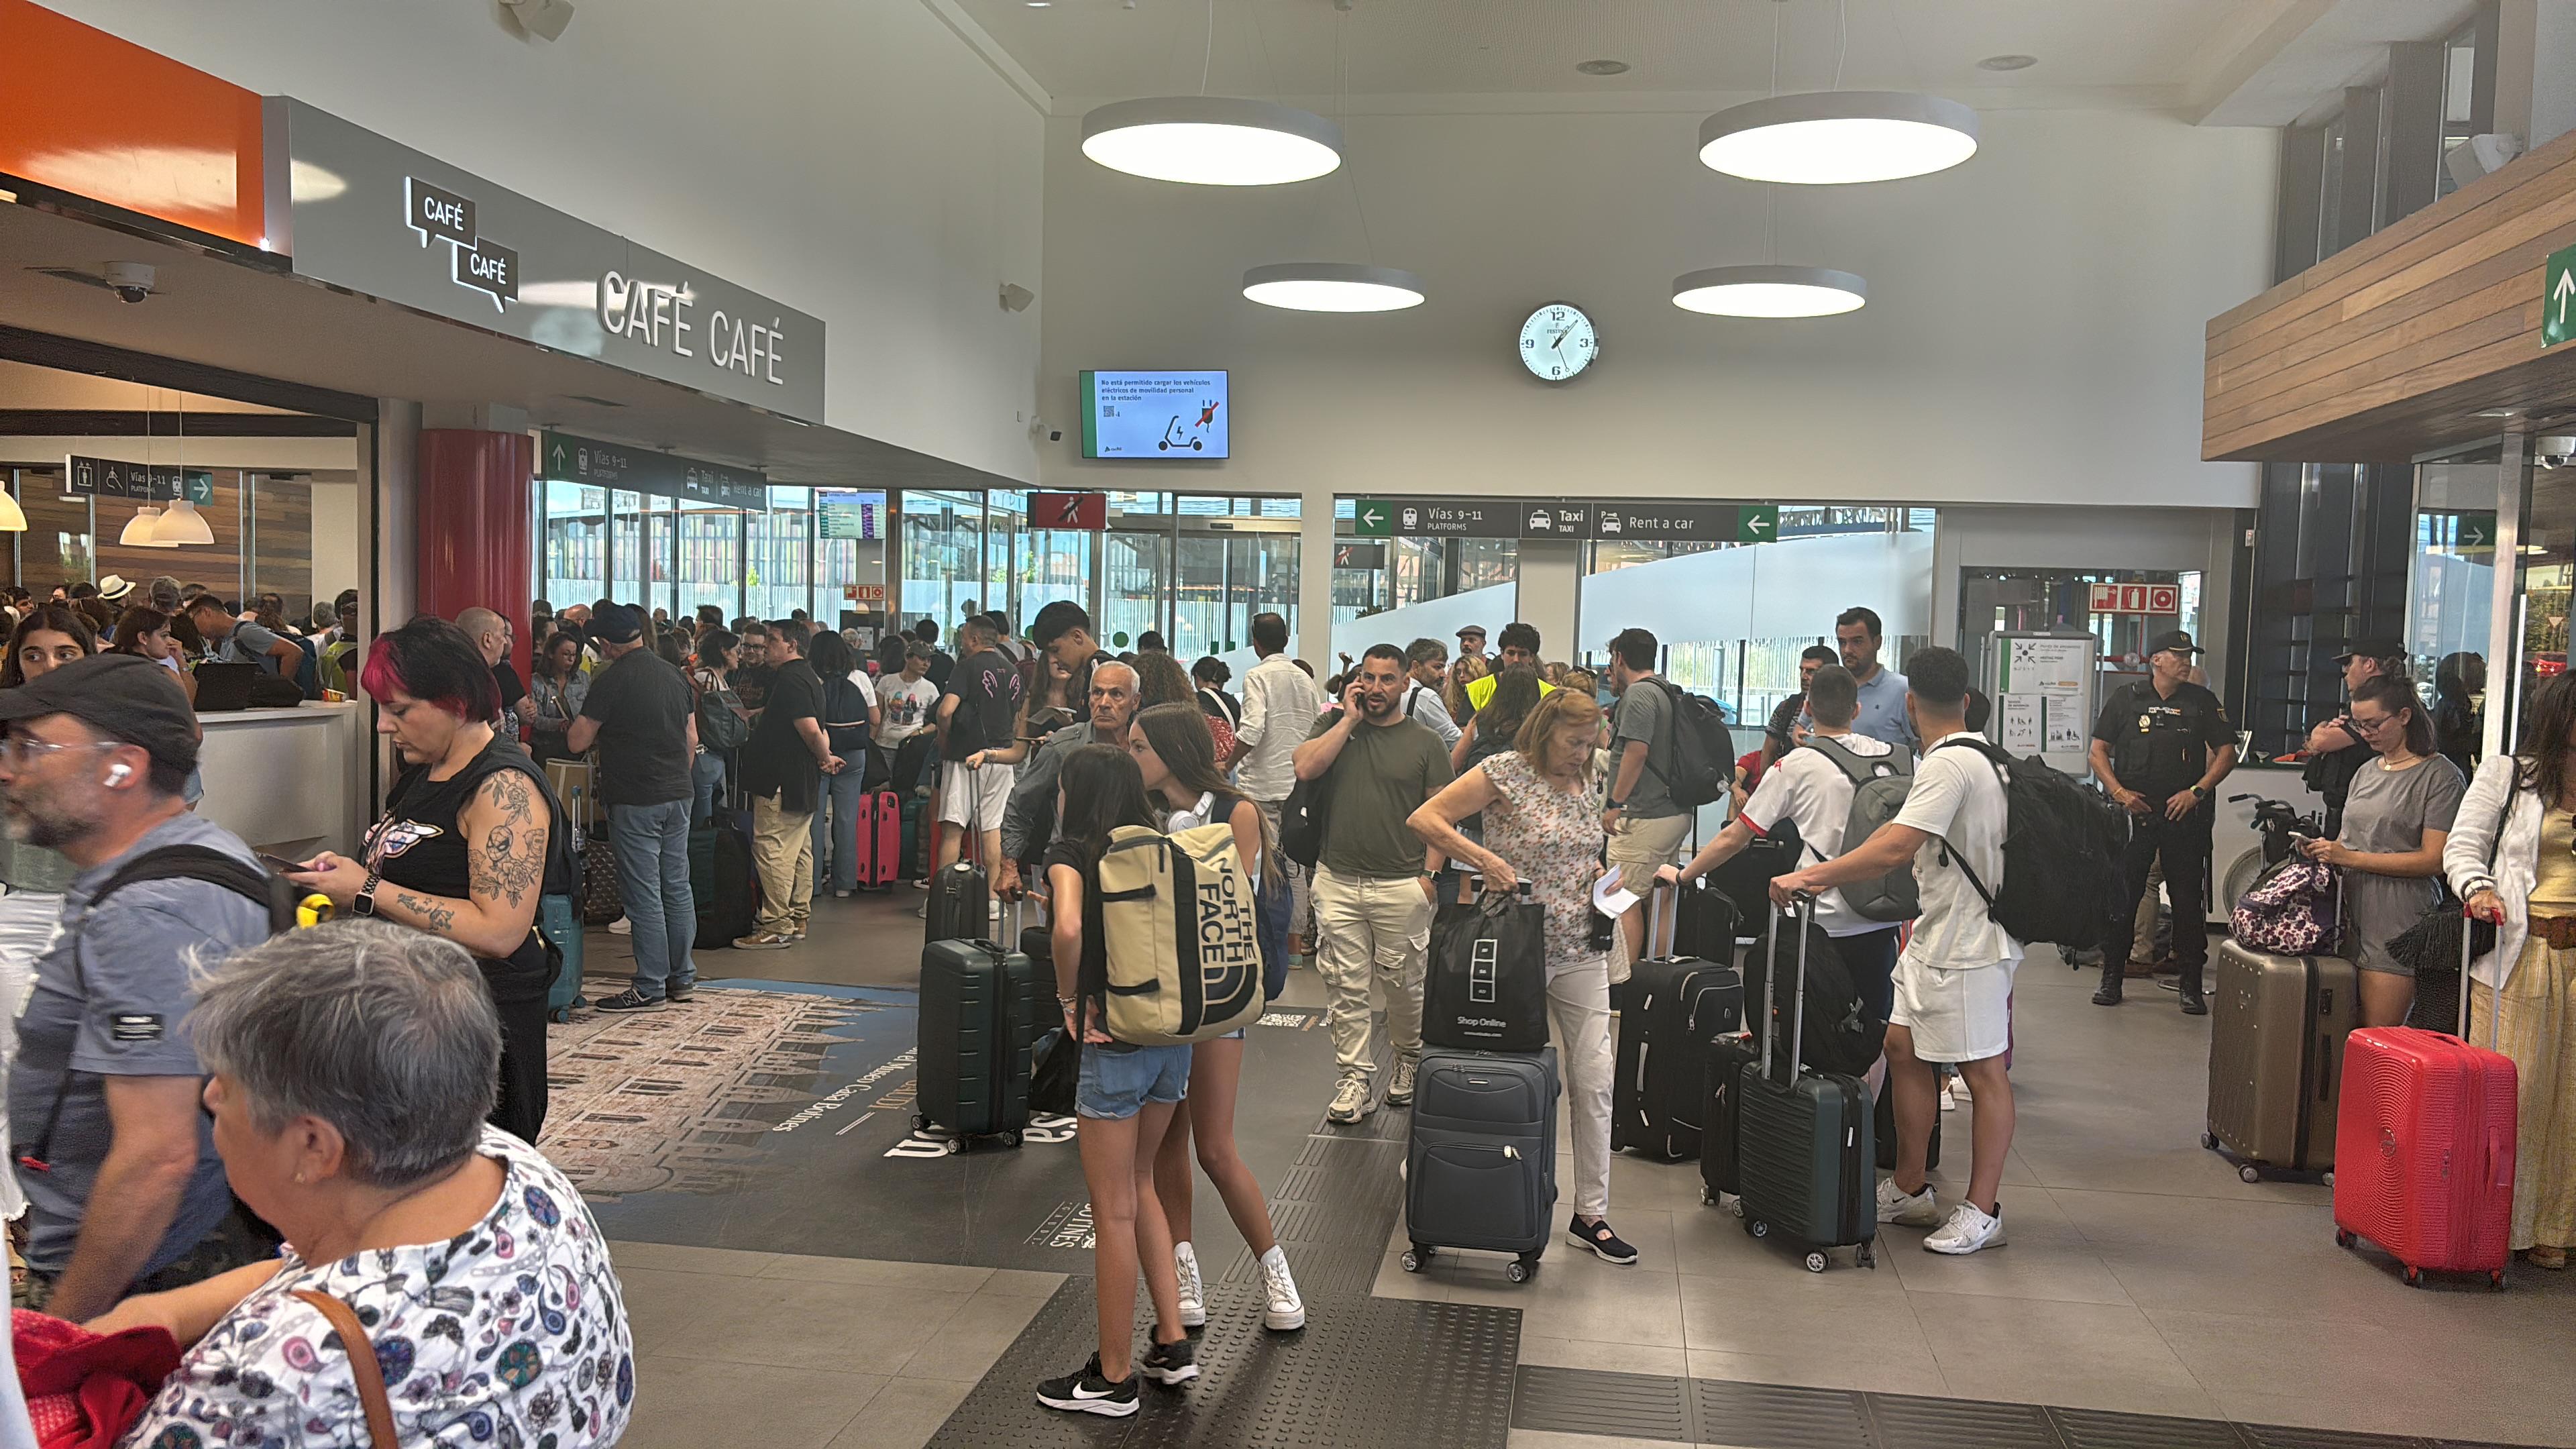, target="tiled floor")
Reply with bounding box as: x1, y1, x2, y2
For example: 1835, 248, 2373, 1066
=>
608, 1240, 1065, 1449
1375, 958, 2576, 1445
